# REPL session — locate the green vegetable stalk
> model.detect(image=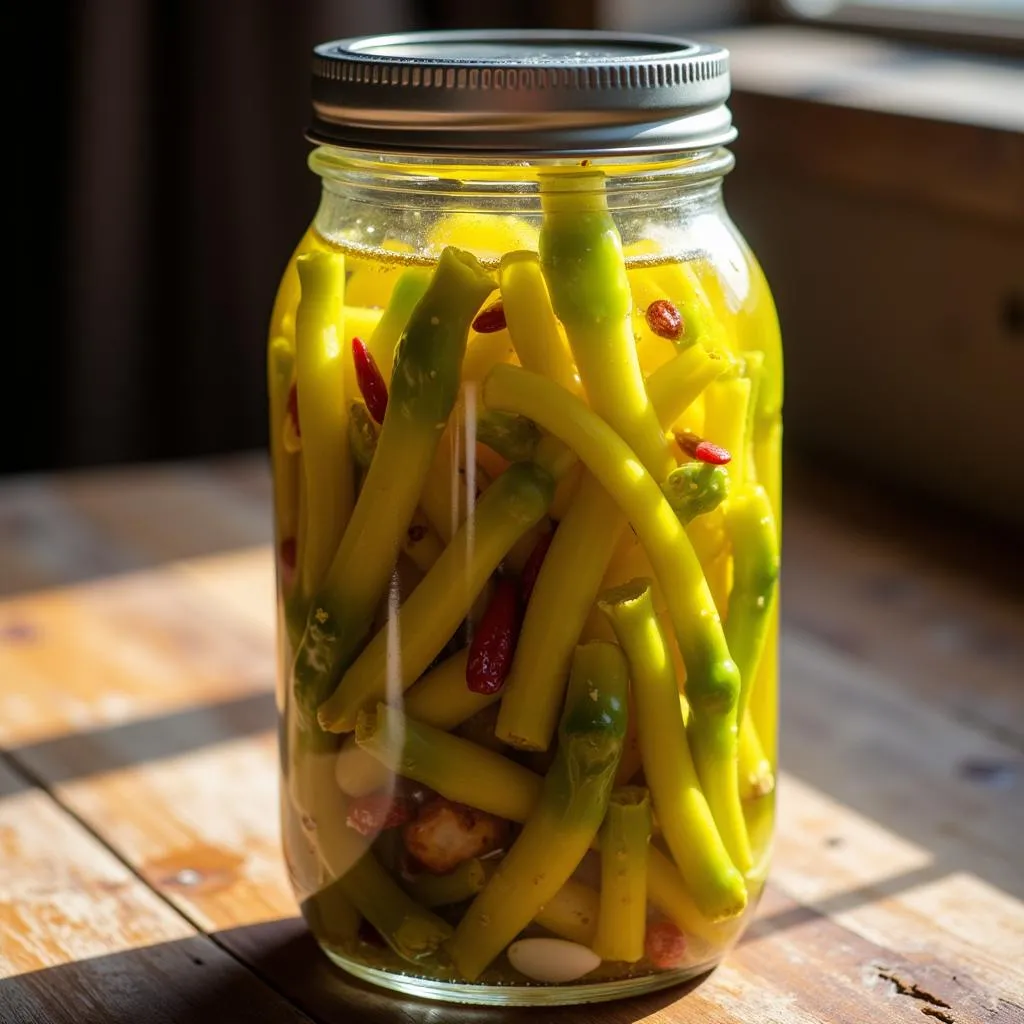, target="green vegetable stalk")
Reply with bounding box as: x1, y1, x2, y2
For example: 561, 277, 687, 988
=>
404, 859, 487, 908
355, 702, 543, 823
477, 862, 602, 946
318, 460, 553, 733
450, 641, 628, 980
366, 267, 431, 384
347, 400, 378, 470
334, 649, 500, 797
290, 247, 493, 723
662, 462, 730, 526
593, 787, 652, 963
300, 877, 359, 950
496, 173, 674, 753
482, 363, 751, 873
725, 483, 780, 730
475, 409, 542, 463
599, 580, 747, 921
293, 254, 355, 606
539, 172, 674, 479
293, 748, 451, 962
